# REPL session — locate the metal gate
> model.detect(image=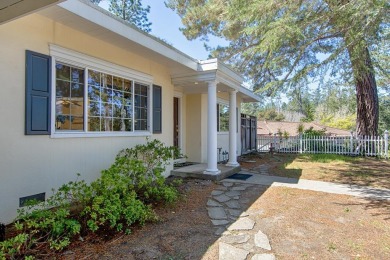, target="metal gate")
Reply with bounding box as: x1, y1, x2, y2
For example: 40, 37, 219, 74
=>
241, 114, 257, 154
